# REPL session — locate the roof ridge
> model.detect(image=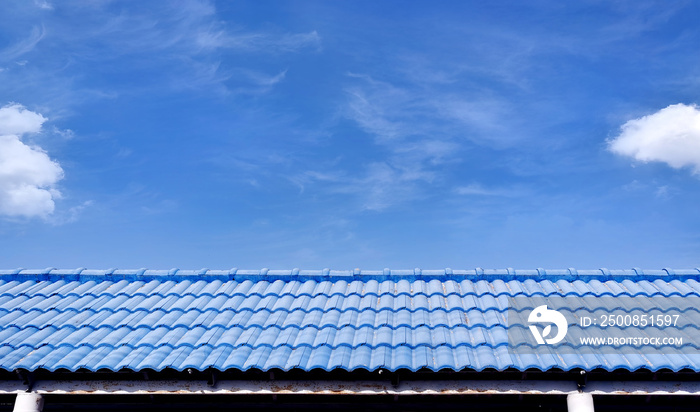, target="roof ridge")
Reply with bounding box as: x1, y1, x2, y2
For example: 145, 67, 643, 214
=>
1, 267, 700, 281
